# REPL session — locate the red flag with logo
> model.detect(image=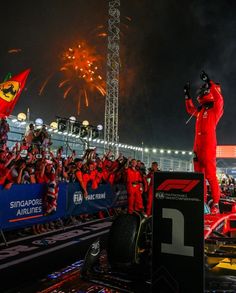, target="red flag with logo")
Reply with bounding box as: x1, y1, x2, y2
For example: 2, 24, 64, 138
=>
0, 69, 30, 118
